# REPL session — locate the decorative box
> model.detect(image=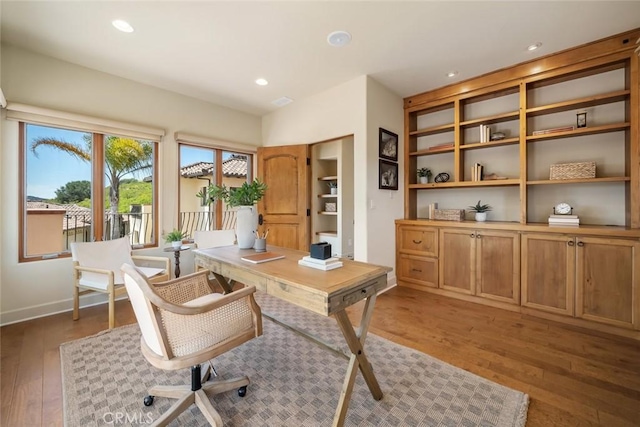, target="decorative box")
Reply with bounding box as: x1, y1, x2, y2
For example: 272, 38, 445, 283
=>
433, 209, 465, 221
310, 242, 332, 260
550, 161, 596, 180
325, 202, 337, 212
